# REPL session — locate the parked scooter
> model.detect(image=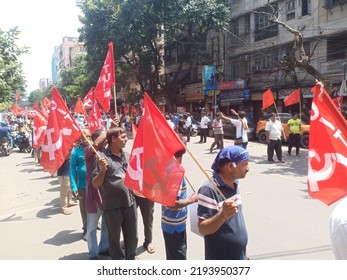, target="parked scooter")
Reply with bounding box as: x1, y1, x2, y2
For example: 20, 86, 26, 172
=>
15, 131, 32, 153
1, 137, 12, 156
177, 123, 198, 137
